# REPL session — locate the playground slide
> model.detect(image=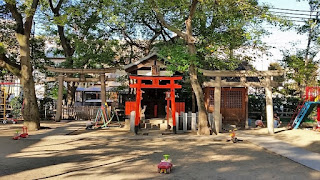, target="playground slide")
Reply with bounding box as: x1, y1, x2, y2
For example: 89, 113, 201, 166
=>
292, 102, 320, 129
